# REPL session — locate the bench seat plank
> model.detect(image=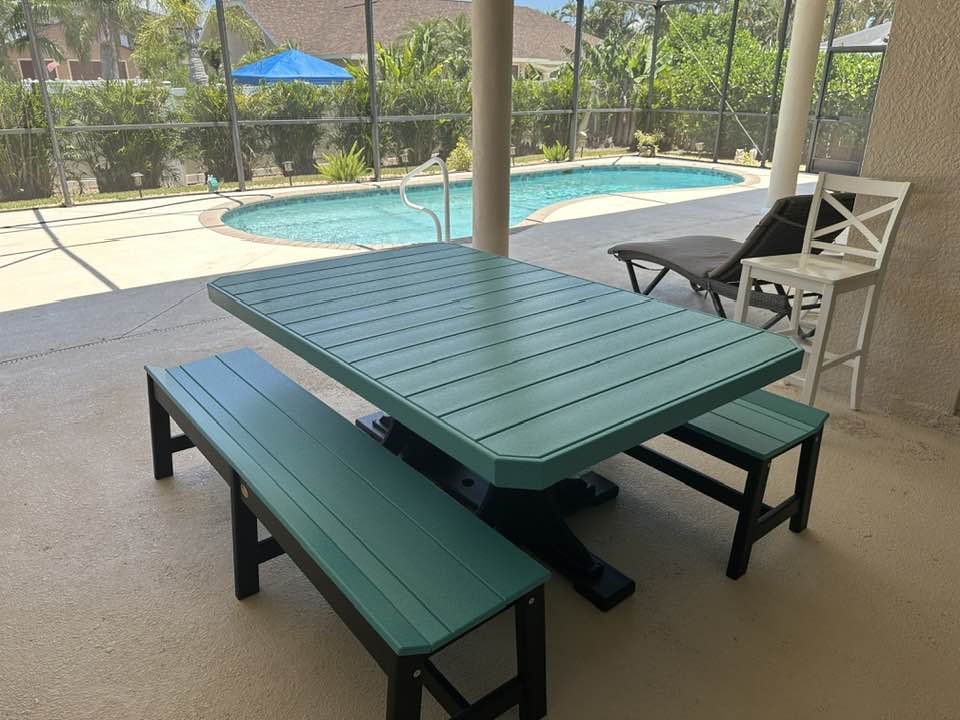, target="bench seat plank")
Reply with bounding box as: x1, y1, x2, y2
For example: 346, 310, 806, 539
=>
683, 389, 829, 460
147, 349, 547, 656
